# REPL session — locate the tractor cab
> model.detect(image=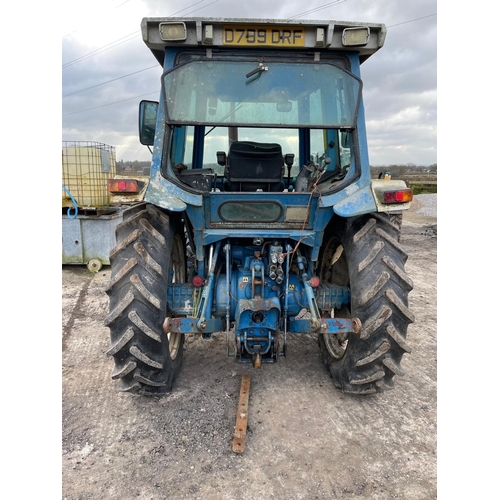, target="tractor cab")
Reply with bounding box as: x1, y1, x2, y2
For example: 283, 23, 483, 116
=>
138, 18, 387, 202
